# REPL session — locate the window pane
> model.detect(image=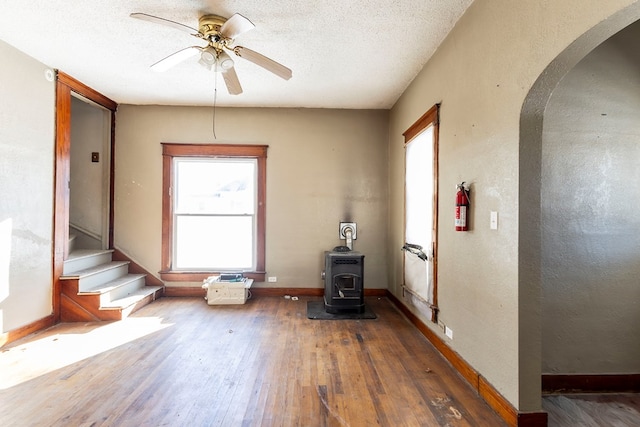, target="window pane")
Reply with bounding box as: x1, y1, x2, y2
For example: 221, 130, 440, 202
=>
404, 124, 435, 305
175, 215, 254, 270
405, 126, 433, 248
175, 159, 255, 215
